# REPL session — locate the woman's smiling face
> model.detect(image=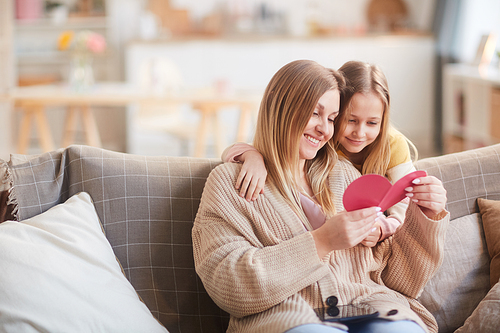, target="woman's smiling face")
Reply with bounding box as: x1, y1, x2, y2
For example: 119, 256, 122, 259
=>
299, 89, 340, 162
338, 92, 384, 154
